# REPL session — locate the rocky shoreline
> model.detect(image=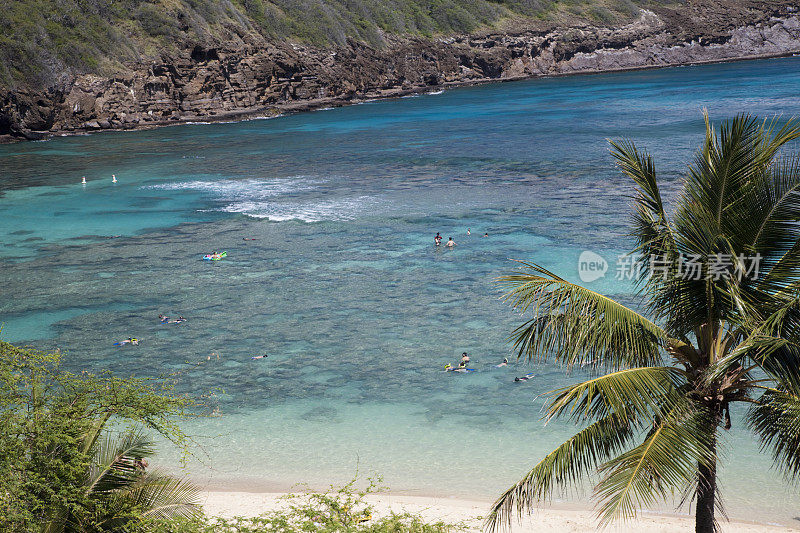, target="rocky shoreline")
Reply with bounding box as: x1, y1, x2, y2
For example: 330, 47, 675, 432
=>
2, 5, 800, 142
